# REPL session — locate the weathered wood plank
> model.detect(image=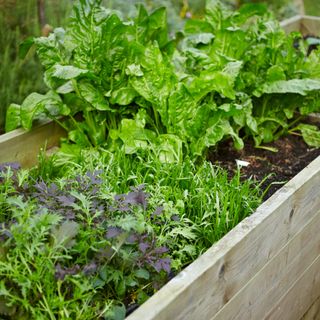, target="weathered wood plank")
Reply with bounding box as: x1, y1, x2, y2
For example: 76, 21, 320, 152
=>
294, 0, 305, 15
265, 254, 320, 320
301, 16, 320, 36
211, 209, 320, 320
280, 15, 302, 33
0, 121, 65, 167
301, 296, 320, 320
127, 156, 320, 320
281, 15, 320, 35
